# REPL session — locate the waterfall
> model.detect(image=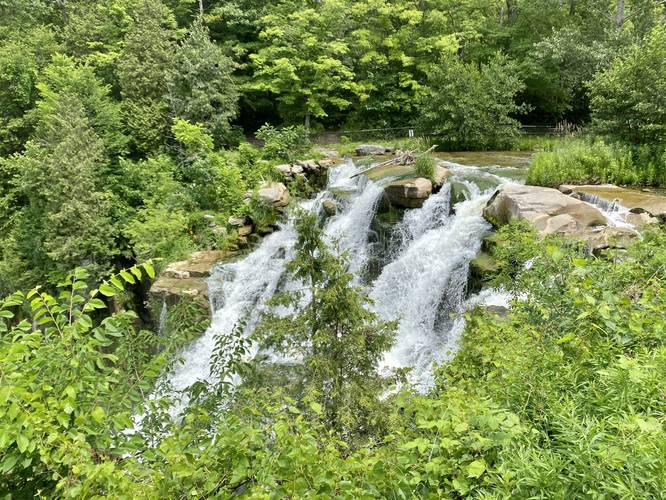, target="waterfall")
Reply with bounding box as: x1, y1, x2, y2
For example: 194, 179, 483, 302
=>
370, 169, 513, 390
157, 161, 384, 417
157, 300, 168, 336
576, 192, 634, 229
